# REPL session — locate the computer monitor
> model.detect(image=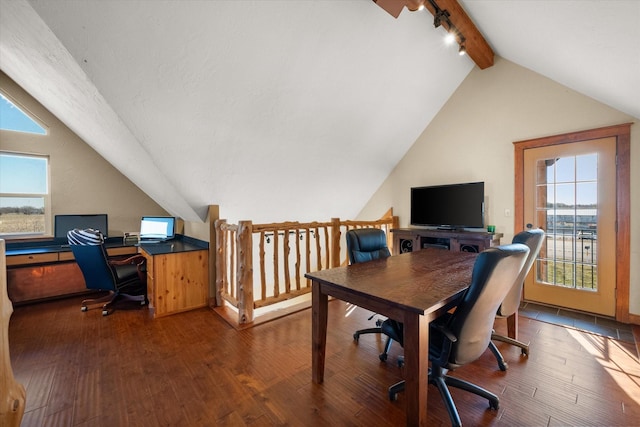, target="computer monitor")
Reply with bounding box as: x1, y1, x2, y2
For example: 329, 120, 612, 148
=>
140, 216, 175, 241
55, 214, 108, 238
